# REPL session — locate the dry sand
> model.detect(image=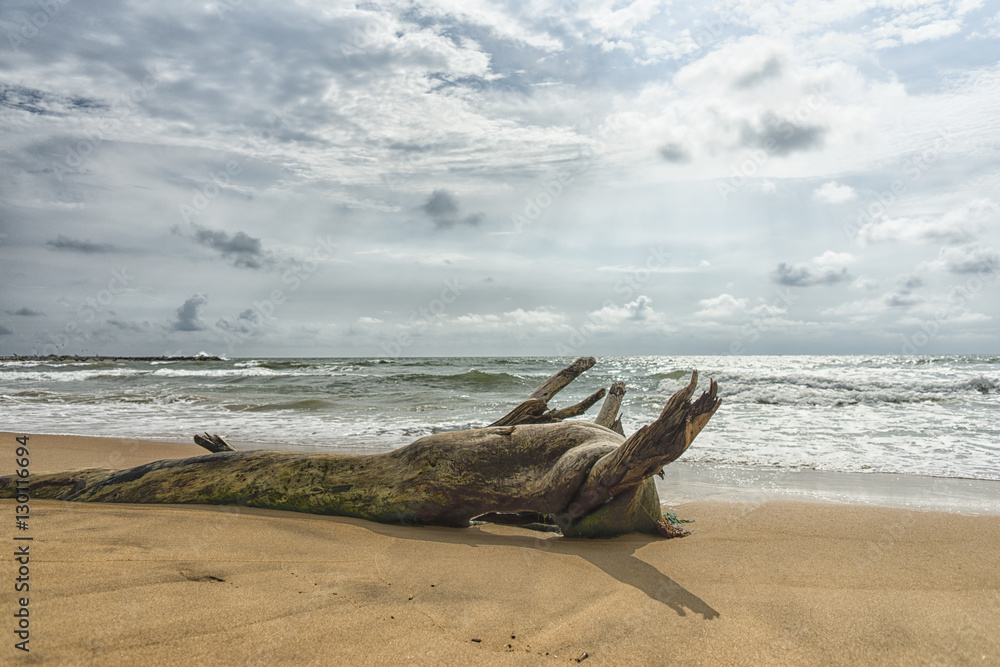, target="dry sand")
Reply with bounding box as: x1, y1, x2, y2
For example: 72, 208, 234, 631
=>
2, 432, 999, 665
